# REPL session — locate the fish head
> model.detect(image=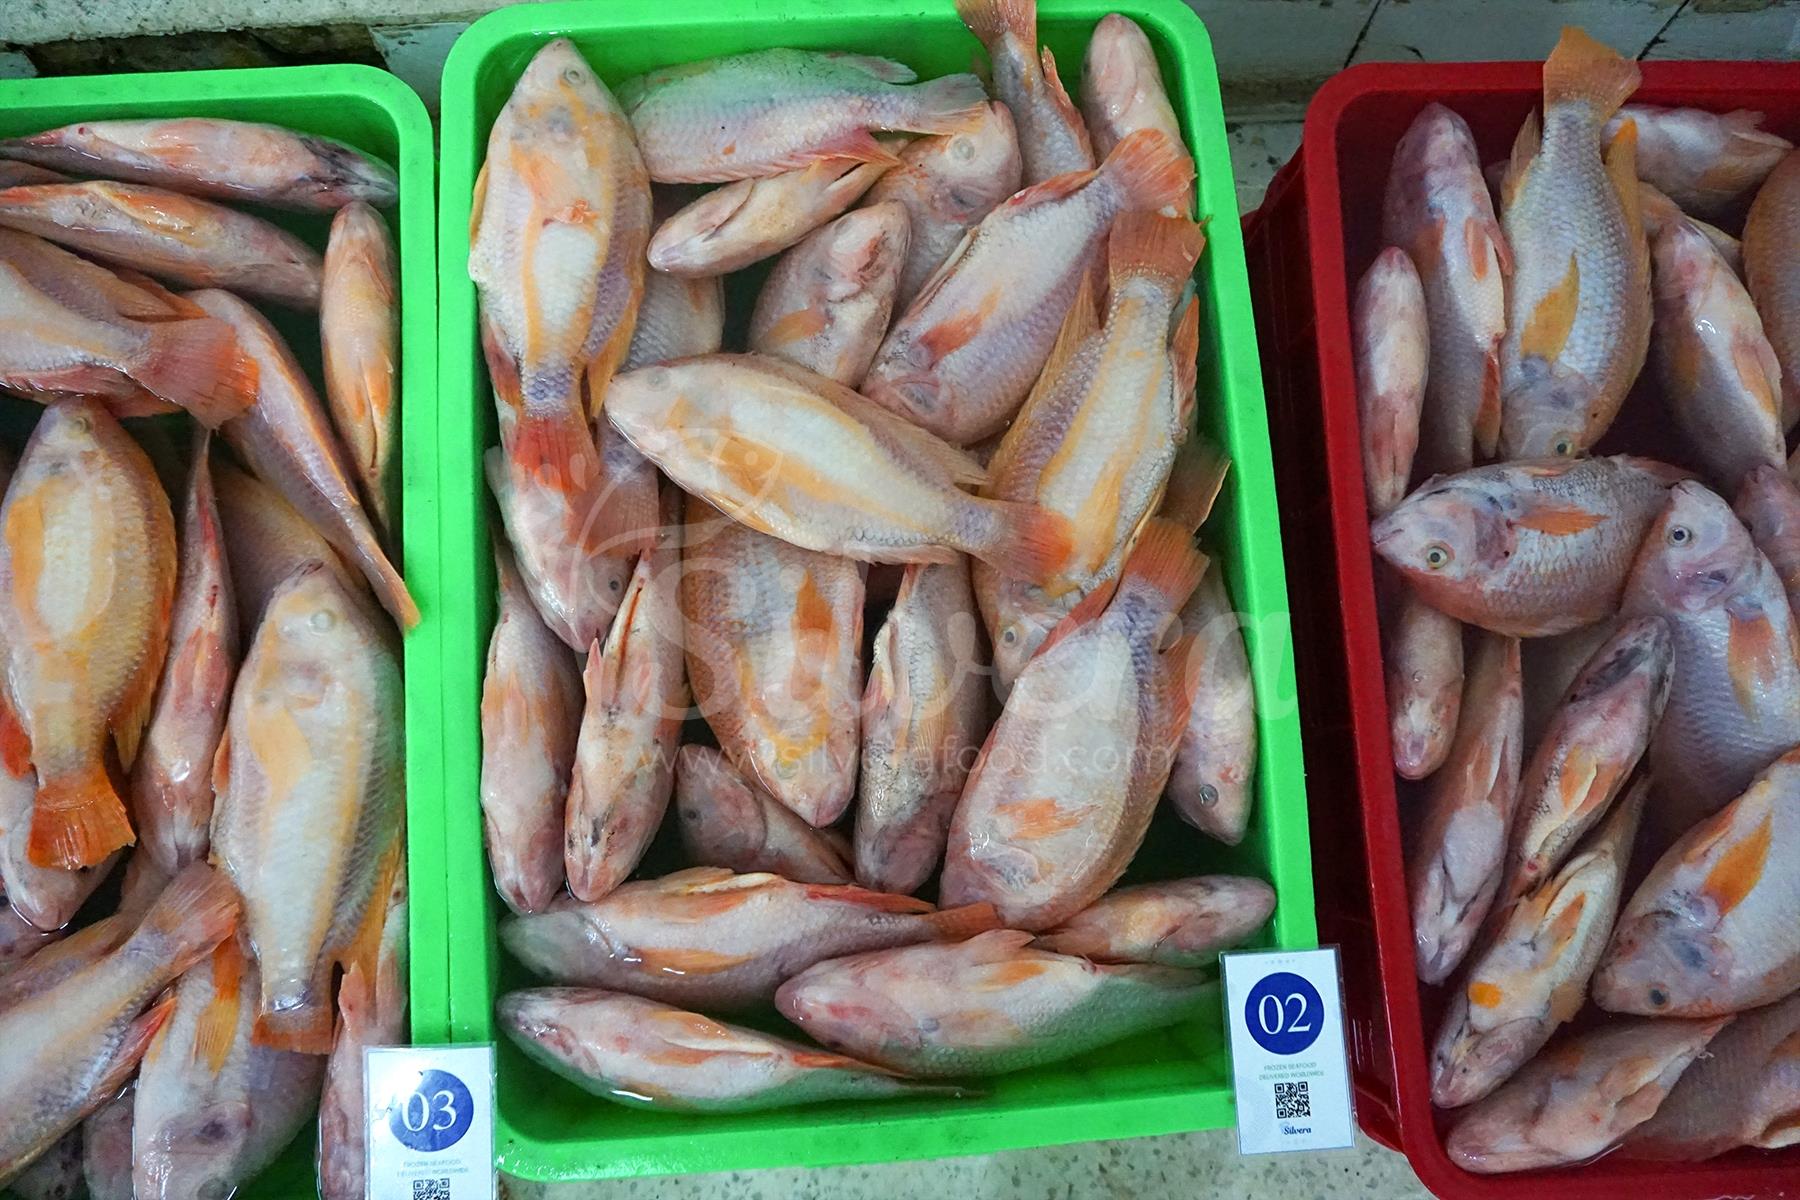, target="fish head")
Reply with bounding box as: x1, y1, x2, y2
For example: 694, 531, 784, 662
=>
134, 1100, 254, 1200
1499, 363, 1596, 459
499, 906, 612, 978
775, 959, 922, 1048
1384, 104, 1478, 226
1591, 907, 1732, 1016
649, 187, 745, 267
514, 38, 604, 120
1370, 478, 1512, 599
991, 608, 1055, 691
820, 202, 911, 302
928, 103, 1021, 217
1627, 482, 1755, 614
1430, 993, 1543, 1110
863, 366, 945, 429
22, 396, 115, 471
